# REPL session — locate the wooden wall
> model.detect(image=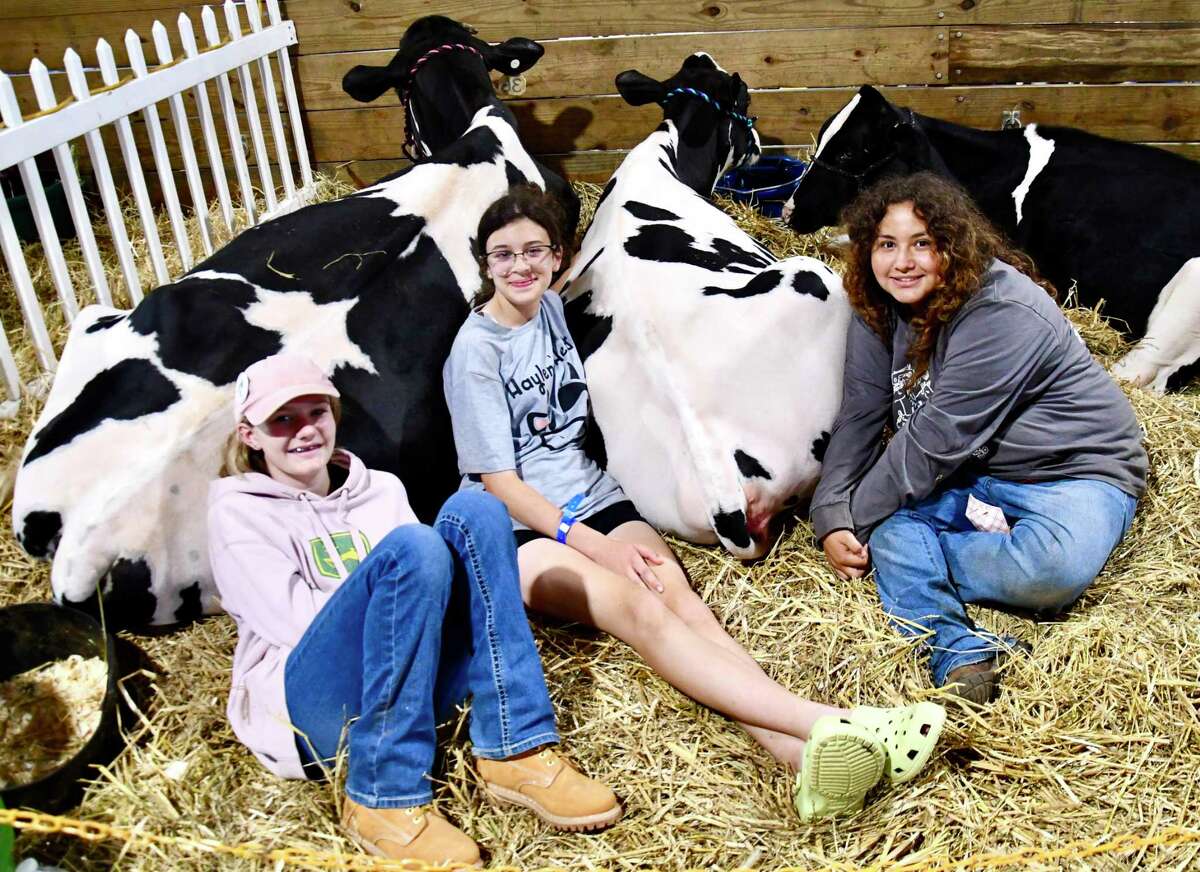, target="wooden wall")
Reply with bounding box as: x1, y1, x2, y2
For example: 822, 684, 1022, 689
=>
2, 0, 1198, 194
283, 0, 1200, 186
